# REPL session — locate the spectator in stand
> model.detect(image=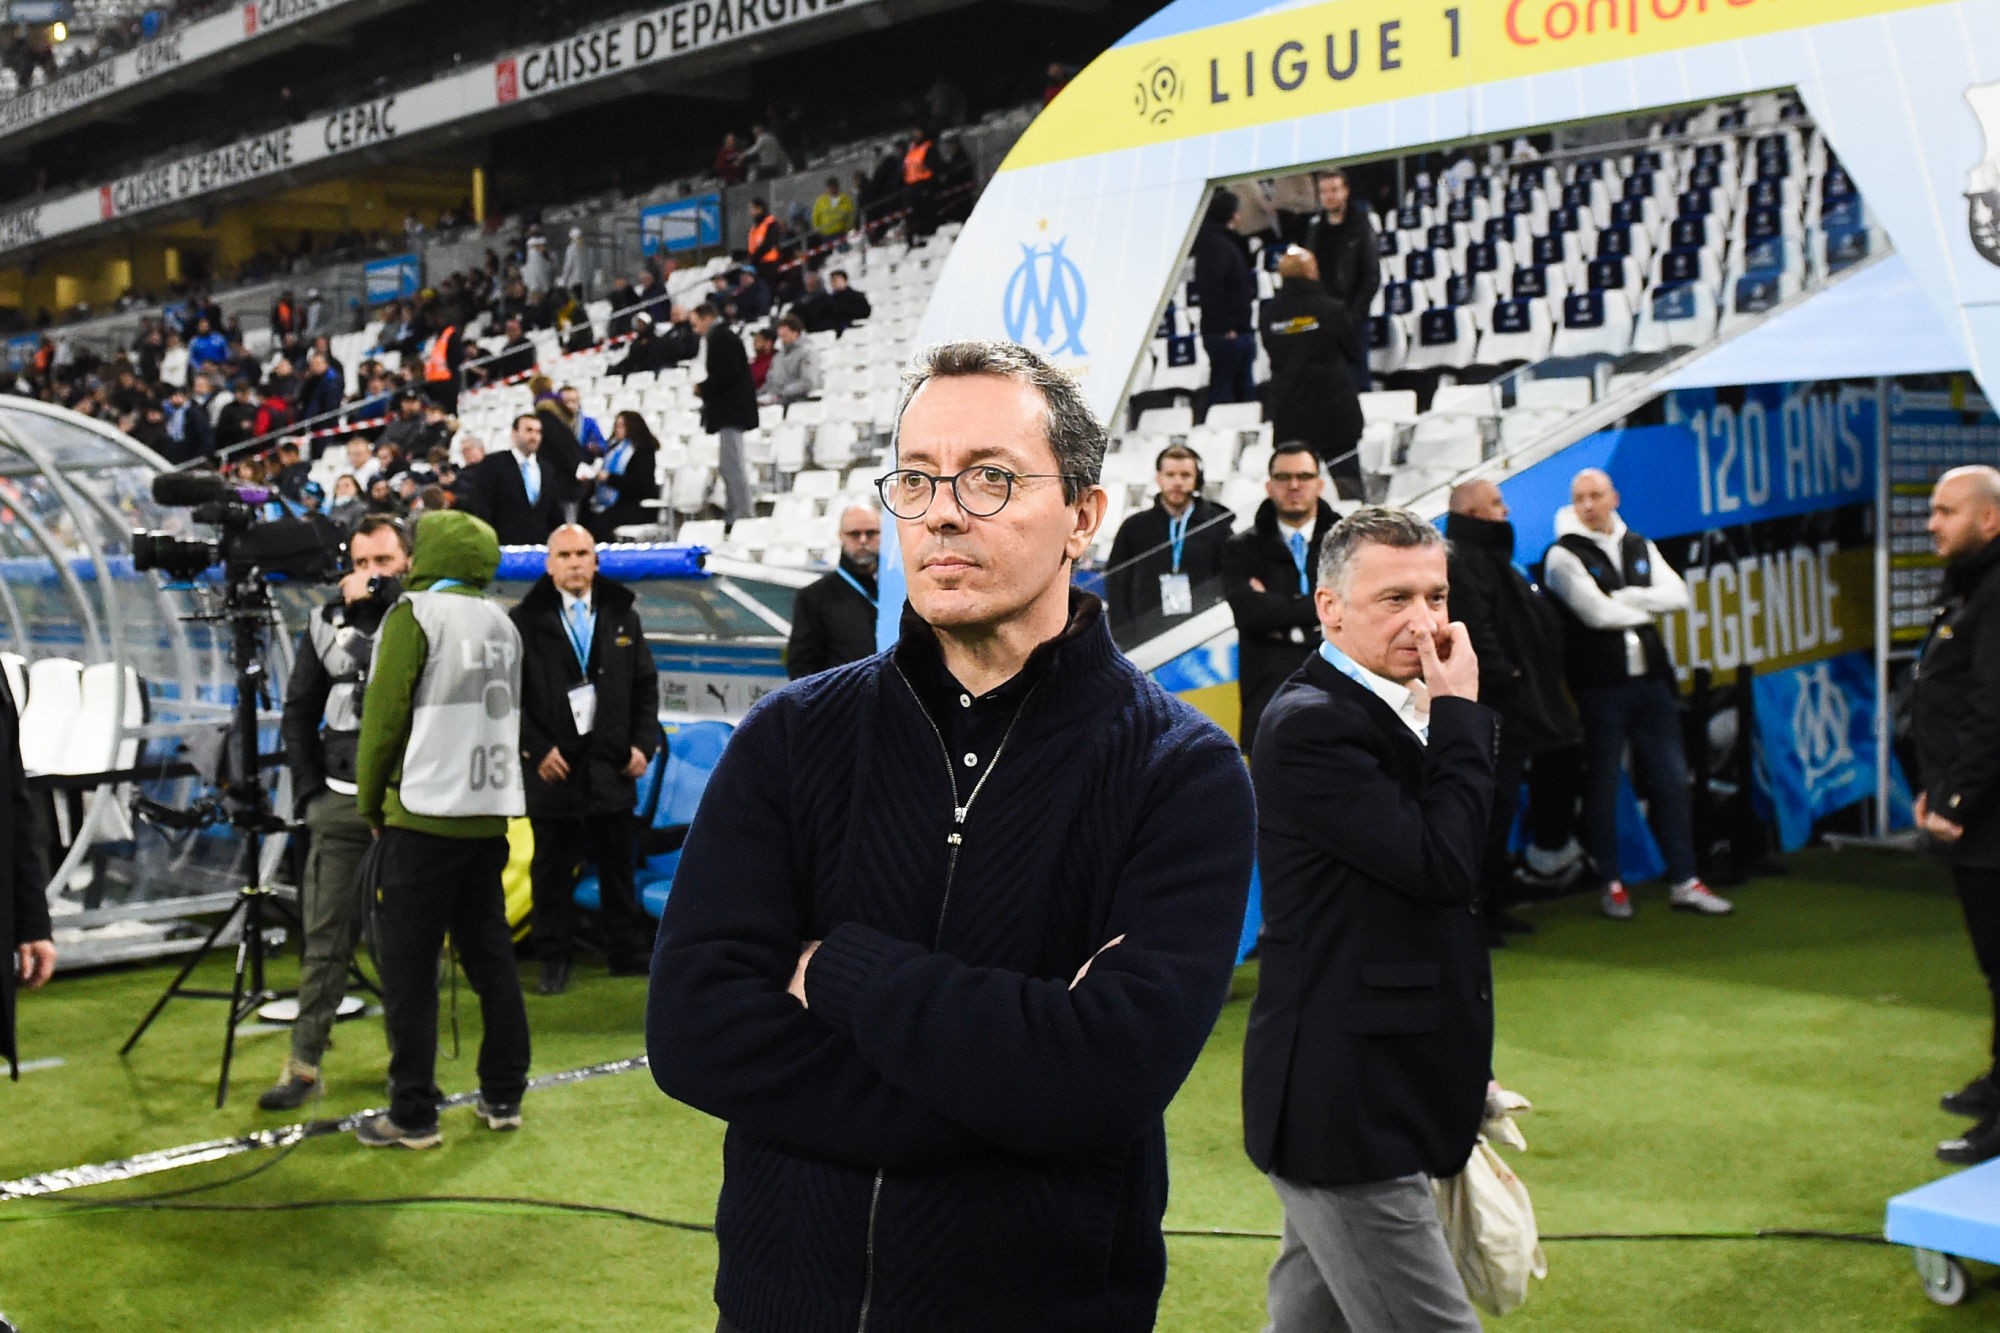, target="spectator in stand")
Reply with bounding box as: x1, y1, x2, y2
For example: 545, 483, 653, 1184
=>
634, 266, 668, 311
271, 290, 303, 341
749, 328, 776, 391
1193, 190, 1258, 406
189, 318, 230, 373
157, 332, 190, 390
215, 380, 259, 451
459, 436, 487, 468
1044, 61, 1073, 103
714, 131, 746, 185
373, 439, 410, 485
342, 436, 380, 491
482, 318, 538, 384
304, 289, 327, 338
559, 228, 587, 299
560, 386, 608, 453
328, 474, 363, 525
1299, 169, 1381, 392
826, 269, 871, 329
785, 504, 881, 678
745, 199, 786, 282
530, 377, 586, 516
691, 304, 758, 524
731, 268, 773, 322
583, 411, 661, 542
379, 390, 430, 455
935, 137, 976, 222
745, 123, 792, 180
457, 413, 562, 545
1260, 247, 1365, 497
1104, 445, 1233, 633
1222, 443, 1339, 753
610, 311, 685, 377
273, 440, 311, 499
794, 269, 838, 334
365, 475, 400, 516
605, 277, 637, 338
761, 315, 821, 406
903, 124, 939, 239
522, 235, 554, 300
160, 381, 214, 464
851, 169, 878, 226
255, 374, 299, 438
812, 177, 857, 240
296, 349, 346, 425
